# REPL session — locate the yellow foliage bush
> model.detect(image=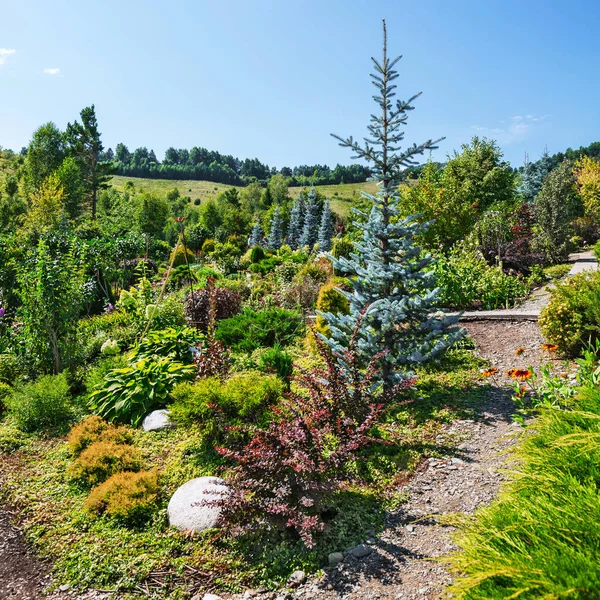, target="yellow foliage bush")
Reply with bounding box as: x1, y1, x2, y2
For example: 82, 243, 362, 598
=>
67, 416, 133, 457
85, 470, 159, 524
69, 440, 143, 486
